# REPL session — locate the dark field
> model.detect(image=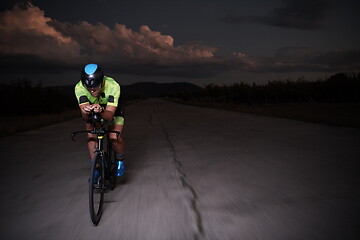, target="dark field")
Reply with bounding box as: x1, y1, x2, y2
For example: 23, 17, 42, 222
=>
0, 110, 80, 137
1, 100, 359, 138
170, 99, 360, 128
